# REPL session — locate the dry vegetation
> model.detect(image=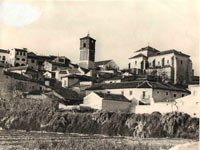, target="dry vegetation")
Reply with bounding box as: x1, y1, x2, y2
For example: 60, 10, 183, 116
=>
0, 97, 199, 139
